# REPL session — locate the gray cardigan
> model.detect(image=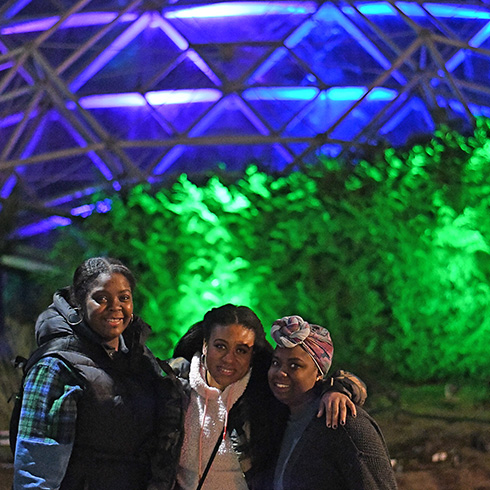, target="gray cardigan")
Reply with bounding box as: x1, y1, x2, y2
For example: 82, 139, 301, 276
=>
273, 404, 398, 490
